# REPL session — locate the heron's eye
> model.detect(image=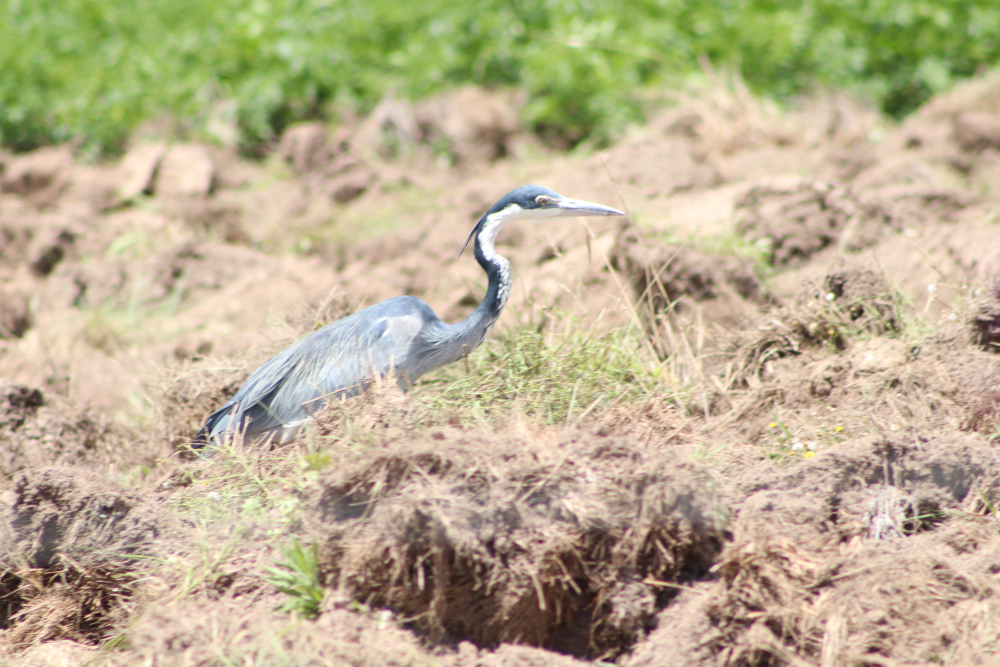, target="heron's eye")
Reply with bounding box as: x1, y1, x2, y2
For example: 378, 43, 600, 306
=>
536, 196, 550, 206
